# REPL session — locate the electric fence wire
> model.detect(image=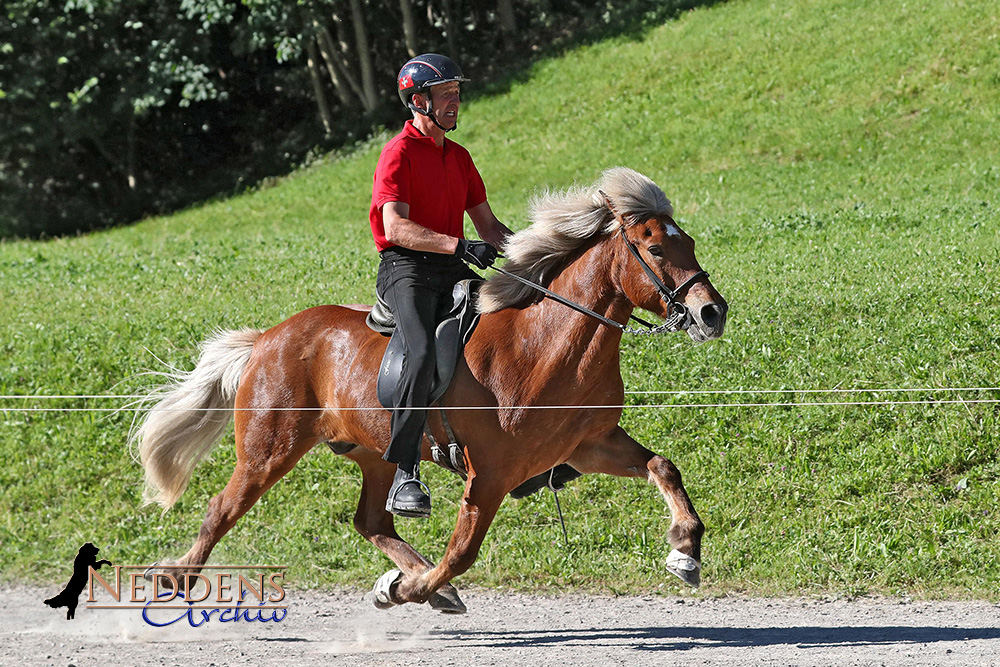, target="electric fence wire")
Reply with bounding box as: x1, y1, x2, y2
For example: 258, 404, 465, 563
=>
0, 387, 998, 412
